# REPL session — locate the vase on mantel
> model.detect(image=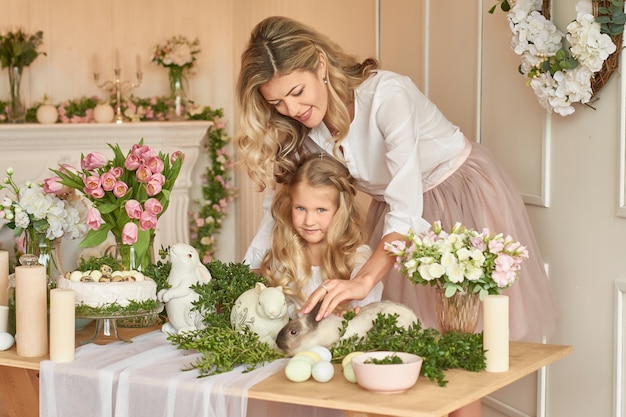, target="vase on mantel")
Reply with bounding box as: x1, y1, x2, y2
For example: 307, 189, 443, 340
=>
168, 66, 187, 121
434, 285, 481, 334
7, 66, 26, 123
